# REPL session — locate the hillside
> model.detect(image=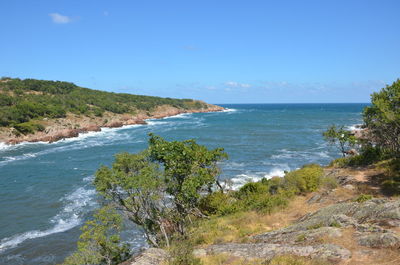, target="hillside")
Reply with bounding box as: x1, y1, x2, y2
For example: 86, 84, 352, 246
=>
121, 163, 400, 265
0, 78, 223, 144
